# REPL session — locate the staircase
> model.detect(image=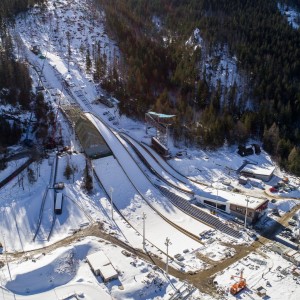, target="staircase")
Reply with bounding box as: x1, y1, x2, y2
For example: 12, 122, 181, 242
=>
156, 185, 242, 239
